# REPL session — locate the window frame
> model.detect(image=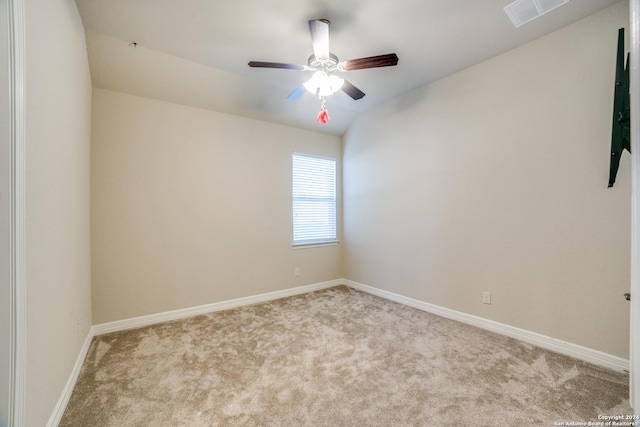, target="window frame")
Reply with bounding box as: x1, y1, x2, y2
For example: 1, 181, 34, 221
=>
291, 152, 338, 248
